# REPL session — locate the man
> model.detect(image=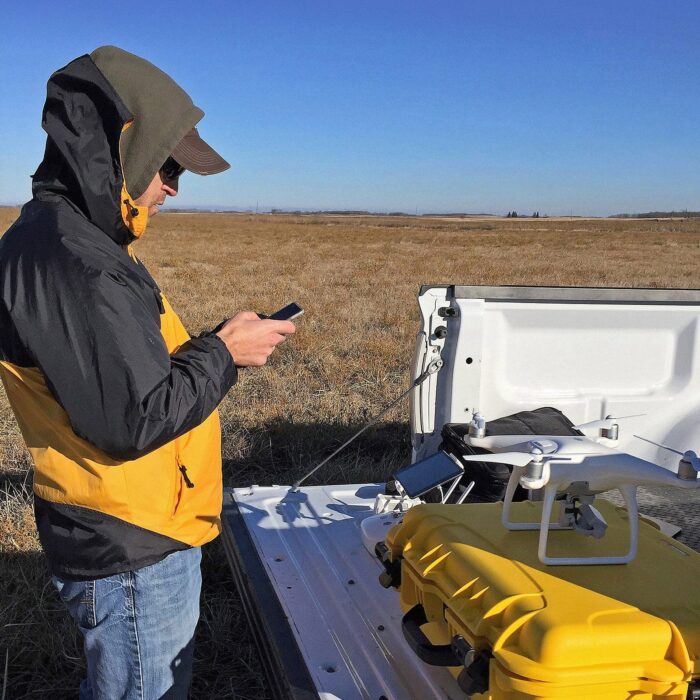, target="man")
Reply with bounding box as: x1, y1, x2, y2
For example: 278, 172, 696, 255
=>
0, 46, 294, 698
